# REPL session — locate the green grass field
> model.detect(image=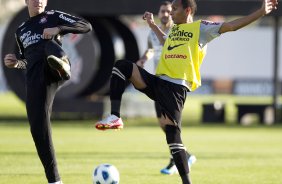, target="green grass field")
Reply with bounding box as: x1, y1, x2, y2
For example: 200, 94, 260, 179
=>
1, 92, 282, 184
1, 122, 282, 184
